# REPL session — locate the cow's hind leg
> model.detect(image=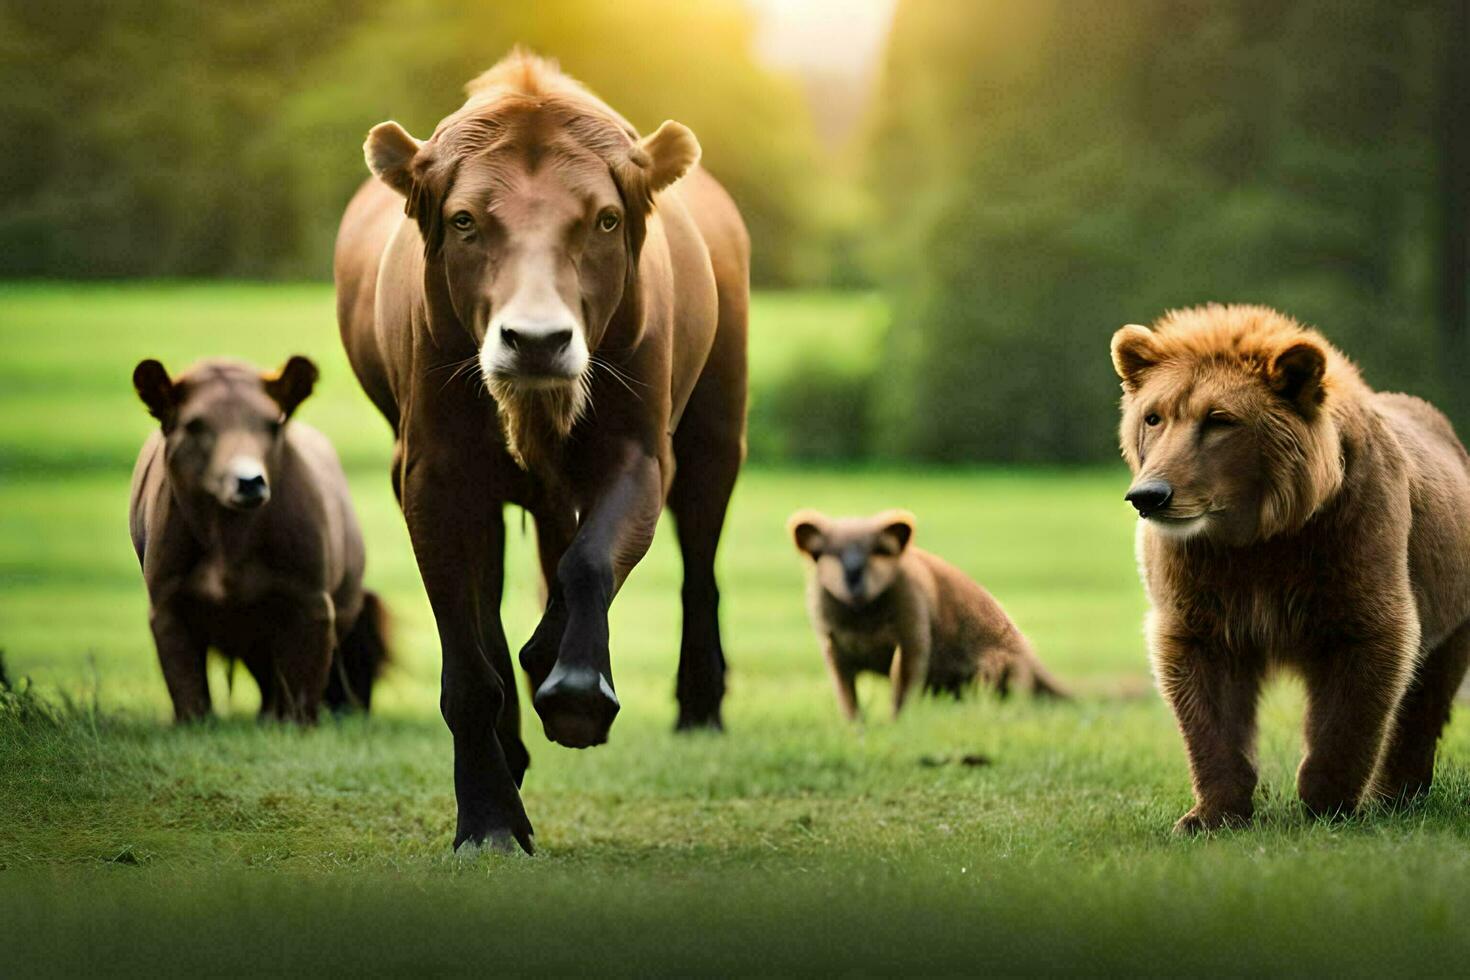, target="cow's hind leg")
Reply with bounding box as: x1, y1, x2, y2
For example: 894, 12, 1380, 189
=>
668, 383, 743, 732
1375, 620, 1470, 804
